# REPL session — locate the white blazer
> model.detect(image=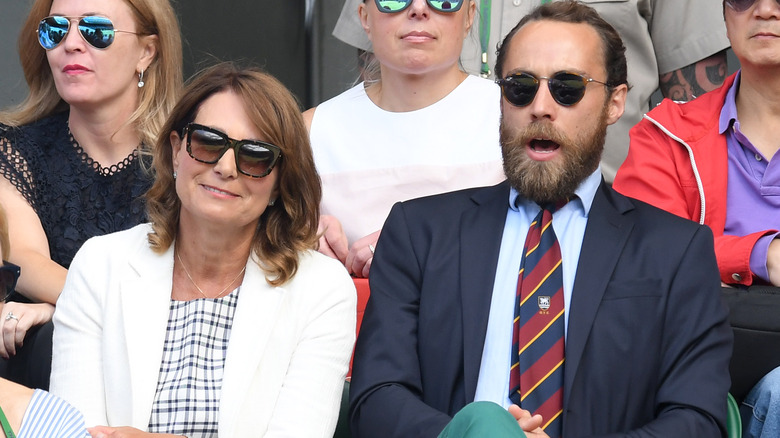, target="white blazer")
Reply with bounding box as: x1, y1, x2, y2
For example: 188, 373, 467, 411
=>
50, 224, 356, 437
